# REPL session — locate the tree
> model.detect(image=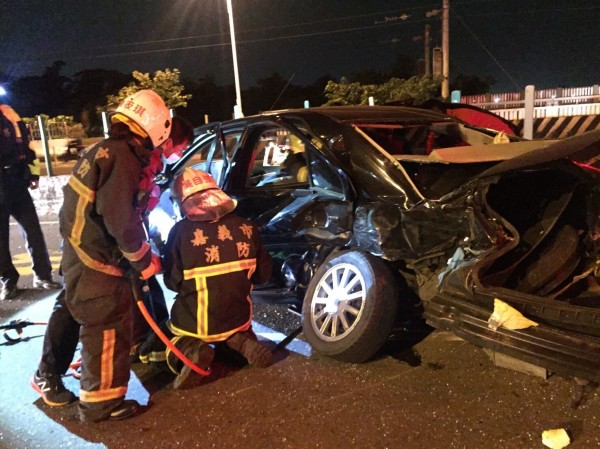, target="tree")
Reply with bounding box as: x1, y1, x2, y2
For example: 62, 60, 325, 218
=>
382, 76, 441, 104
387, 54, 418, 80
179, 75, 235, 125
350, 69, 388, 85
10, 61, 71, 117
103, 69, 192, 111
324, 75, 441, 106
323, 77, 373, 105
67, 69, 132, 135
243, 72, 293, 113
